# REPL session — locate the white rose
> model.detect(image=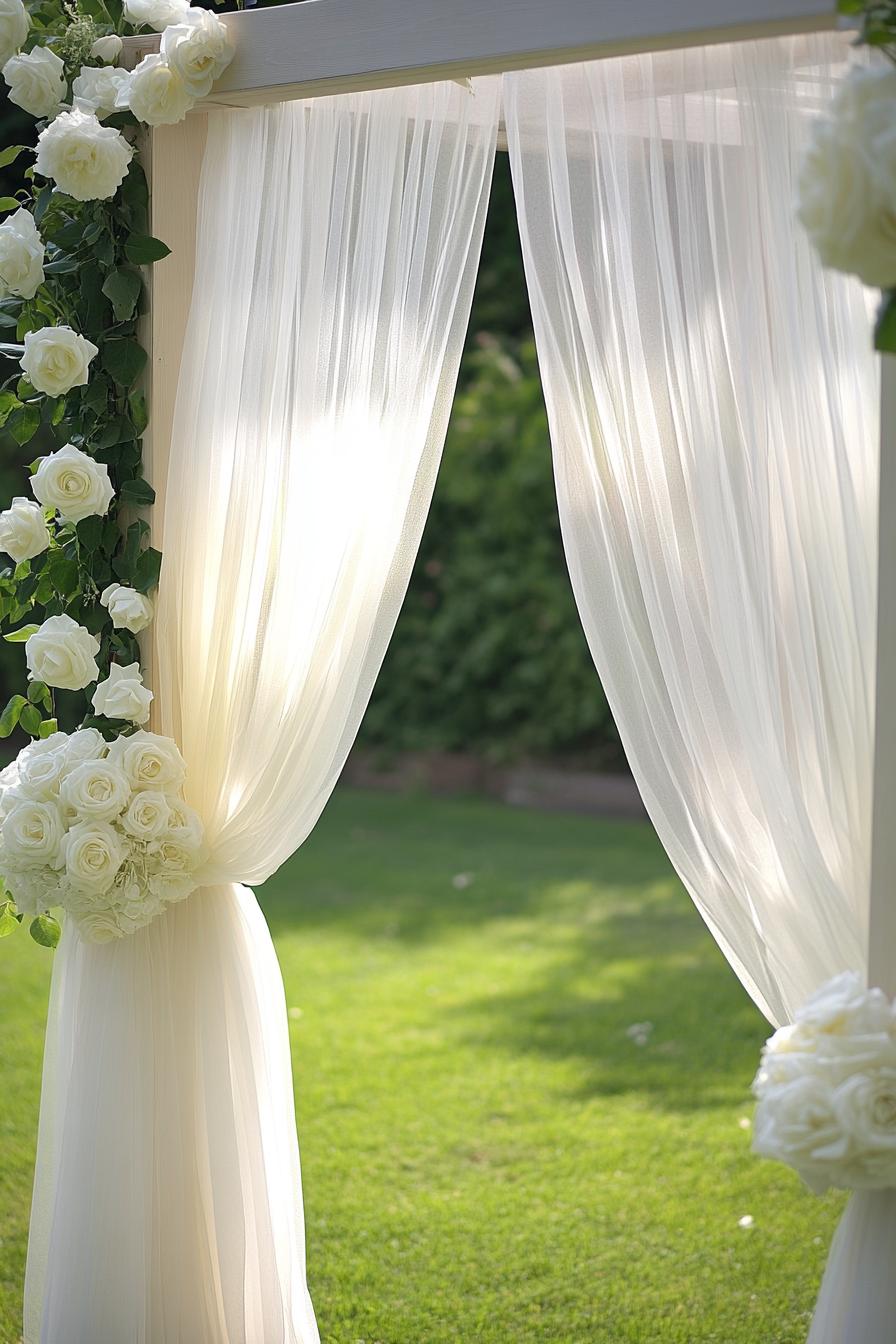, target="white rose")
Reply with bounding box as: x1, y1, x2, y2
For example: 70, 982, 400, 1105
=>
0, 0, 29, 70
60, 760, 130, 822
795, 971, 891, 1037
120, 53, 193, 127
32, 443, 113, 522
35, 106, 133, 202
92, 661, 153, 725
0, 208, 44, 300
20, 328, 98, 398
124, 0, 189, 31
2, 798, 63, 868
832, 1071, 896, 1188
753, 1074, 847, 1194
798, 66, 896, 289
150, 837, 198, 876
100, 583, 154, 633
63, 727, 107, 765
90, 34, 123, 63
121, 790, 170, 840
17, 744, 69, 800
0, 497, 50, 563
25, 614, 100, 691
161, 8, 232, 99
148, 868, 195, 905
2, 46, 65, 119
106, 730, 186, 793
72, 906, 124, 942
165, 798, 203, 850
72, 64, 130, 119
62, 820, 125, 893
